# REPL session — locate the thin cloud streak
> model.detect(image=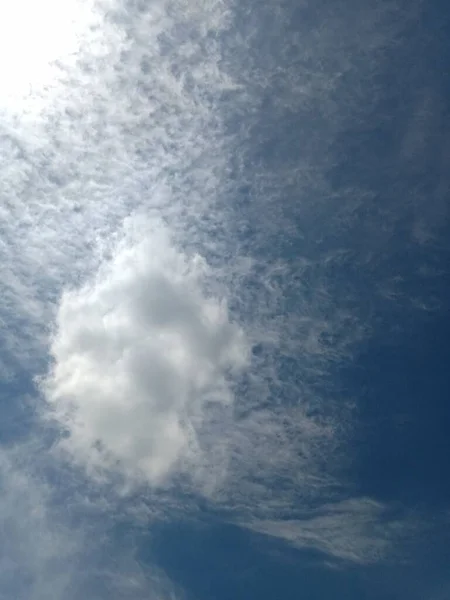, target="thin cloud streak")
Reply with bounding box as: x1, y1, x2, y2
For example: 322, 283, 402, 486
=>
243, 498, 422, 565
